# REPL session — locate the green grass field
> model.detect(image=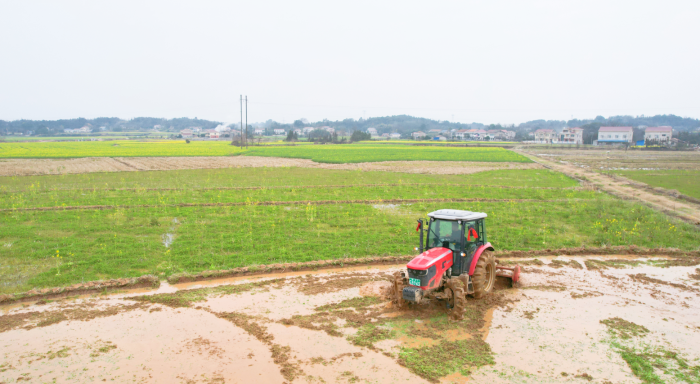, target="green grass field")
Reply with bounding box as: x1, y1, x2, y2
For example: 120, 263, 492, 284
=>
2, 167, 699, 294
0, 140, 530, 163
614, 170, 700, 199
